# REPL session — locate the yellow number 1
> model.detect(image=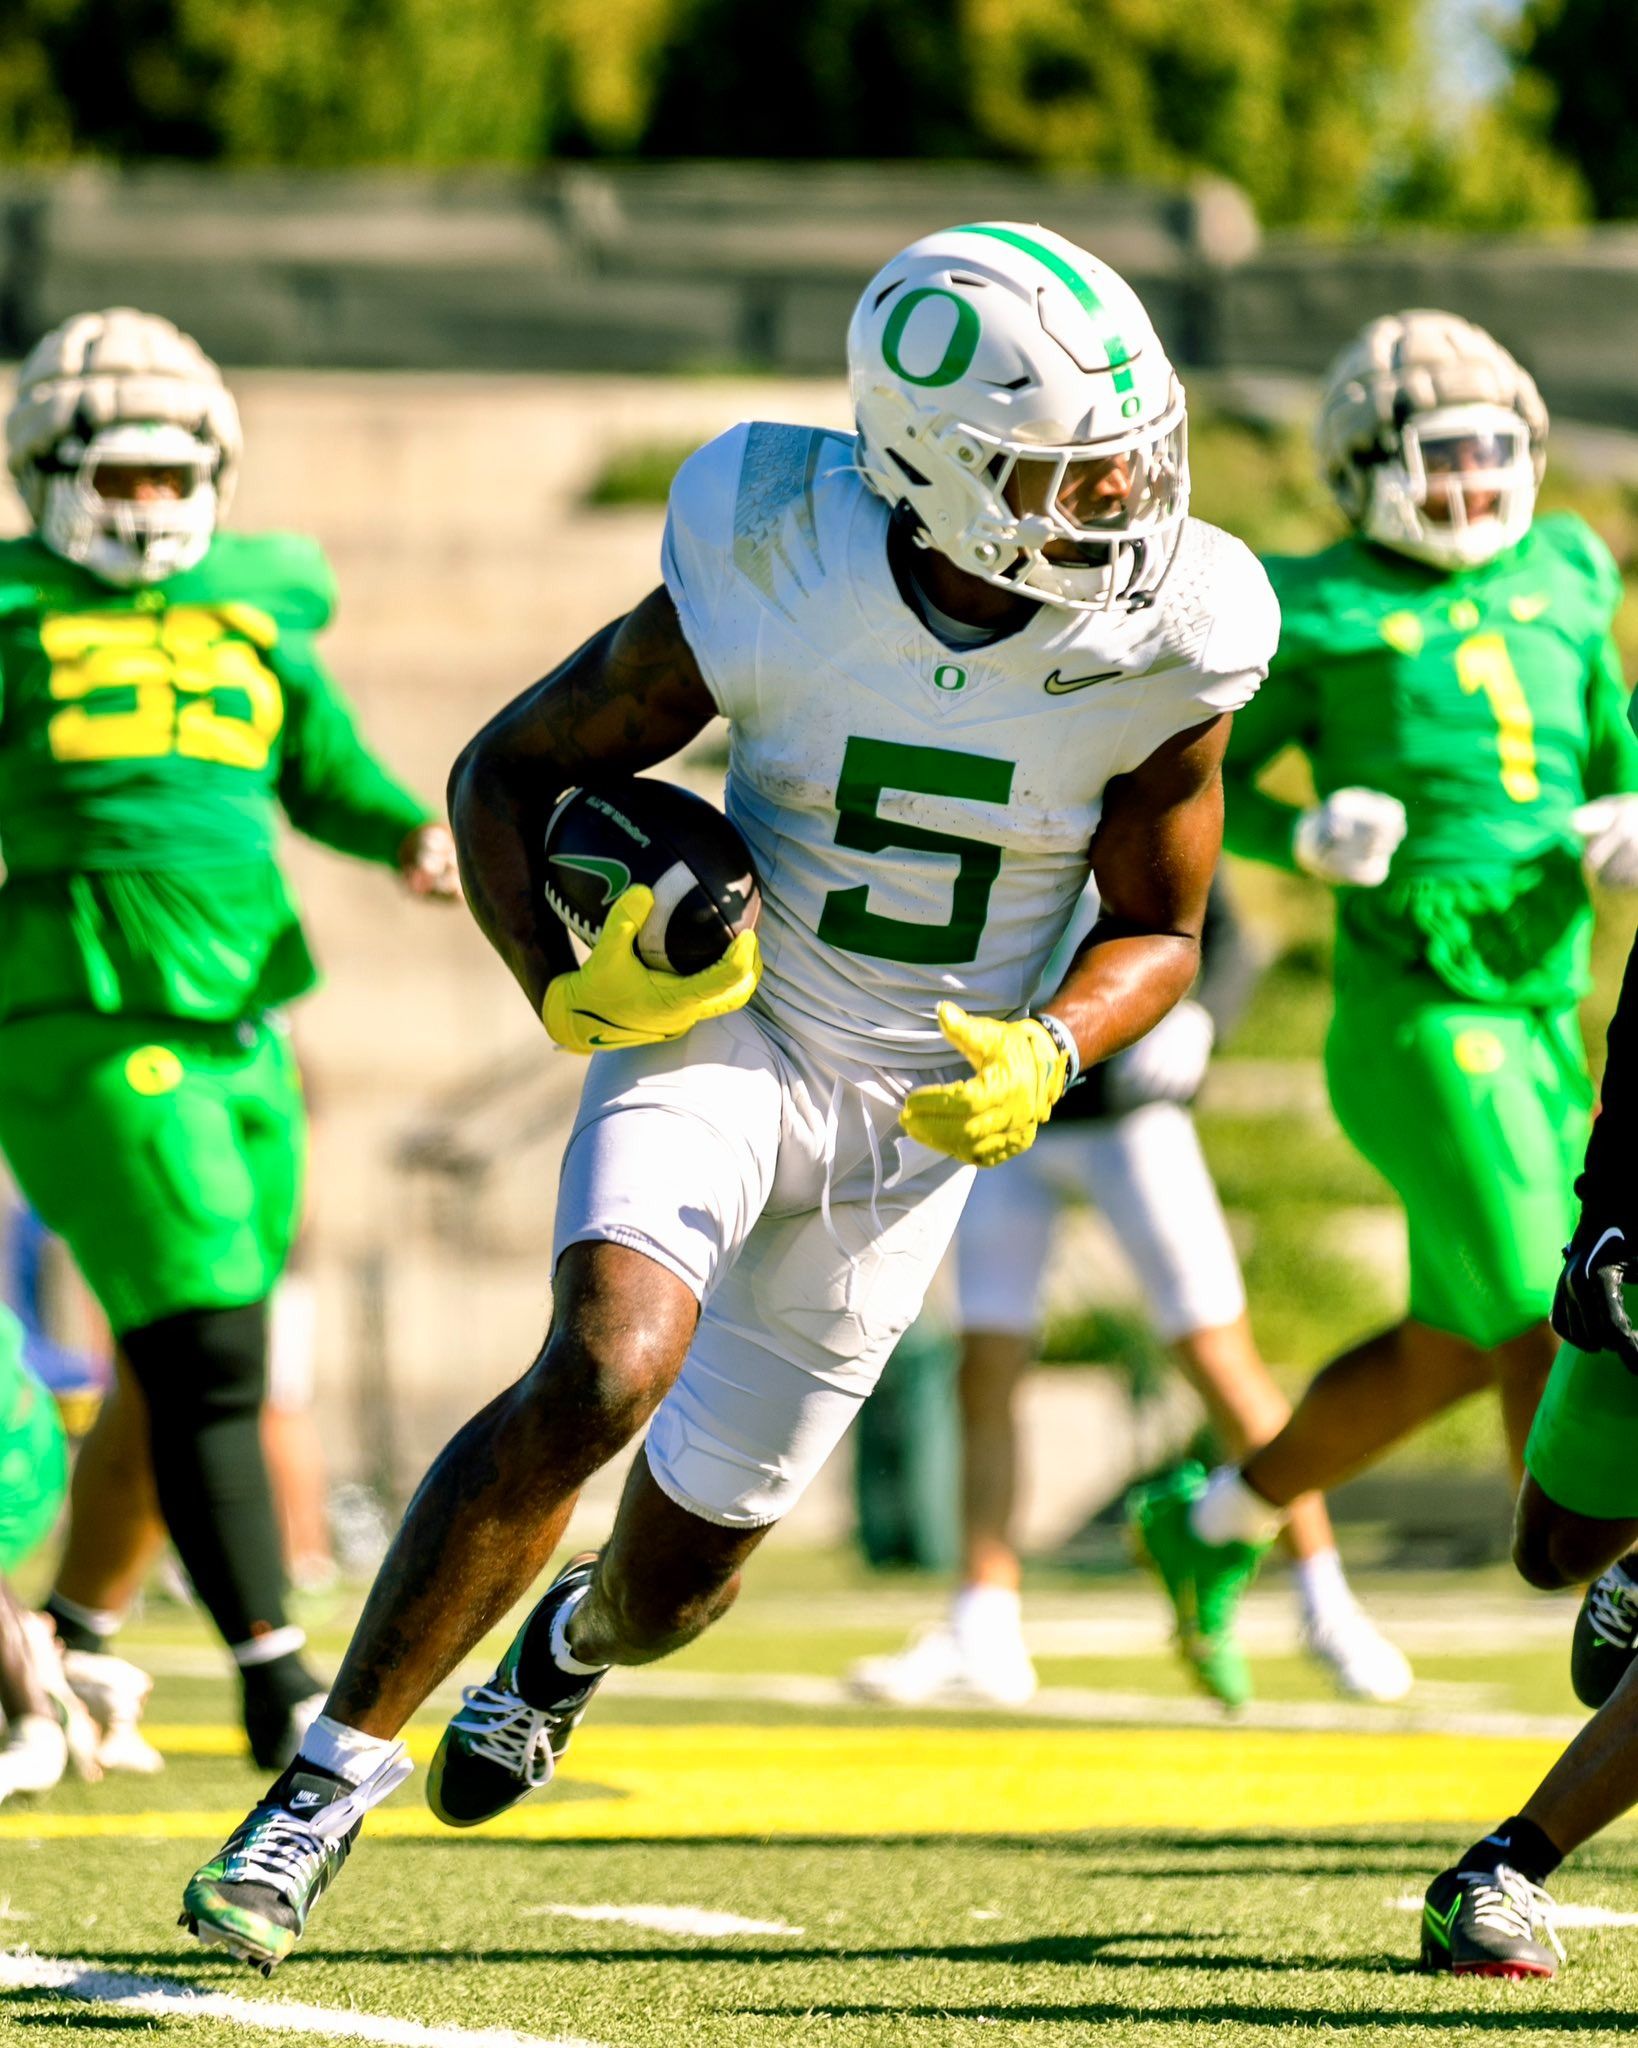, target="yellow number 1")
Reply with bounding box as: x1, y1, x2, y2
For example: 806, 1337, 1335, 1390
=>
1455, 631, 1539, 804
